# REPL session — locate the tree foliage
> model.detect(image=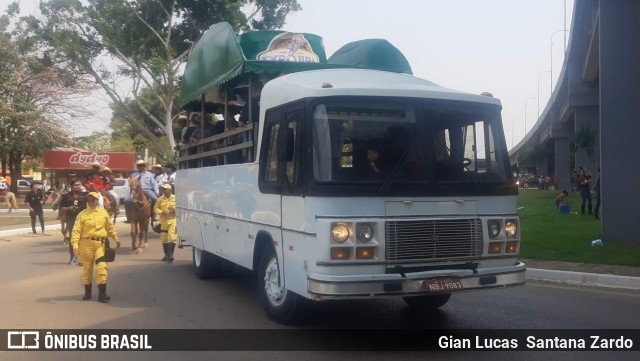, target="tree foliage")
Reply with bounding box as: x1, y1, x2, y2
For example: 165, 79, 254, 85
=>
35, 0, 301, 155
0, 6, 87, 191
